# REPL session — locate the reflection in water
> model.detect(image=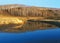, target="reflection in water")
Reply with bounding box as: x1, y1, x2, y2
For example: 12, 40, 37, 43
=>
21, 21, 57, 32
0, 20, 58, 32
